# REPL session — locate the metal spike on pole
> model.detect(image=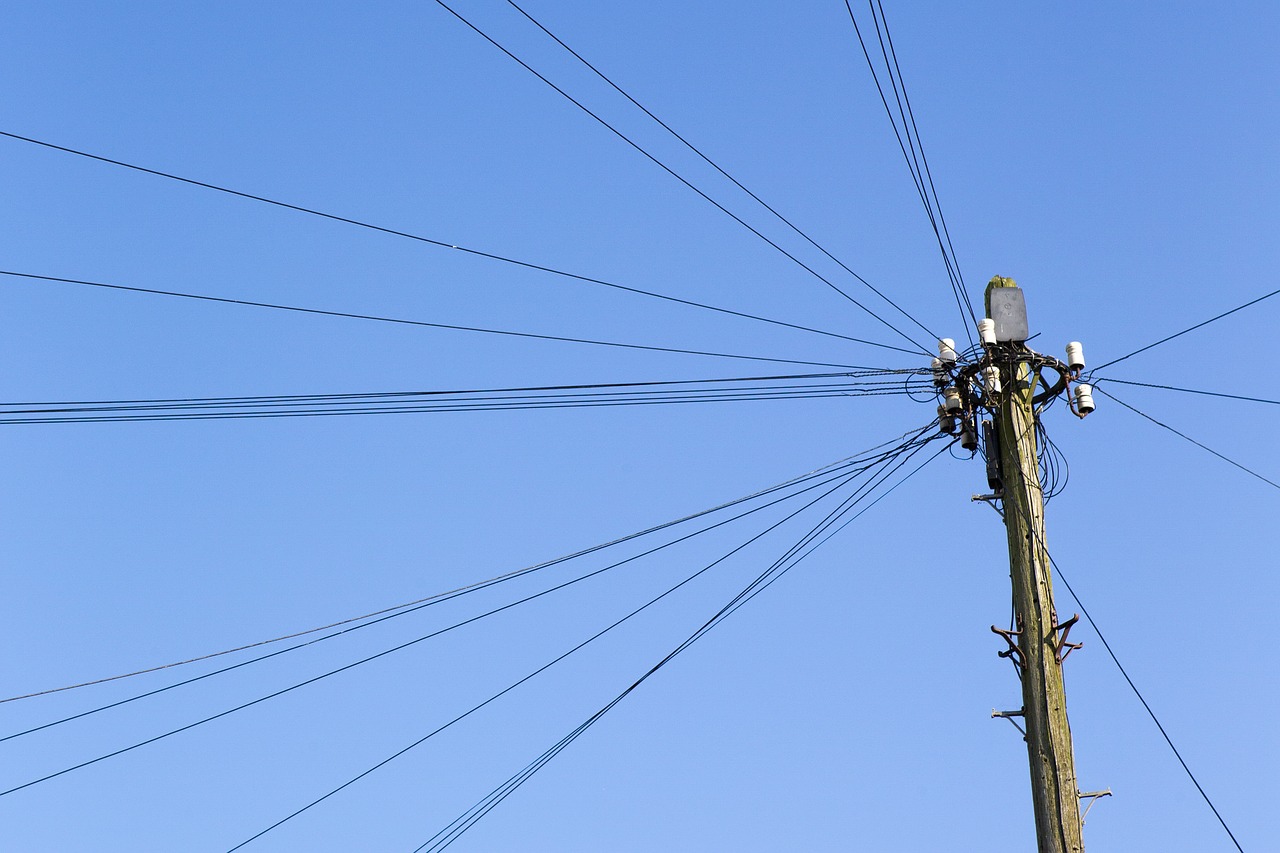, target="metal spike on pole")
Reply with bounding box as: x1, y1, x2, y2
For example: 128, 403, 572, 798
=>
941, 277, 1093, 852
